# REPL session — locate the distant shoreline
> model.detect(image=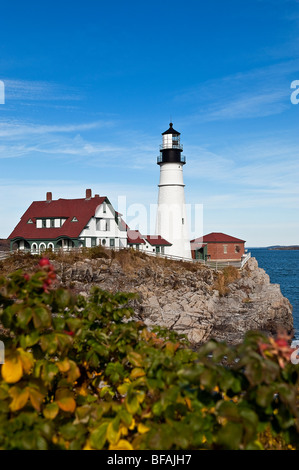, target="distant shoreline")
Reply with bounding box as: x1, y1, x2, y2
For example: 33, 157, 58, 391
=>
268, 246, 299, 251
248, 246, 299, 251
